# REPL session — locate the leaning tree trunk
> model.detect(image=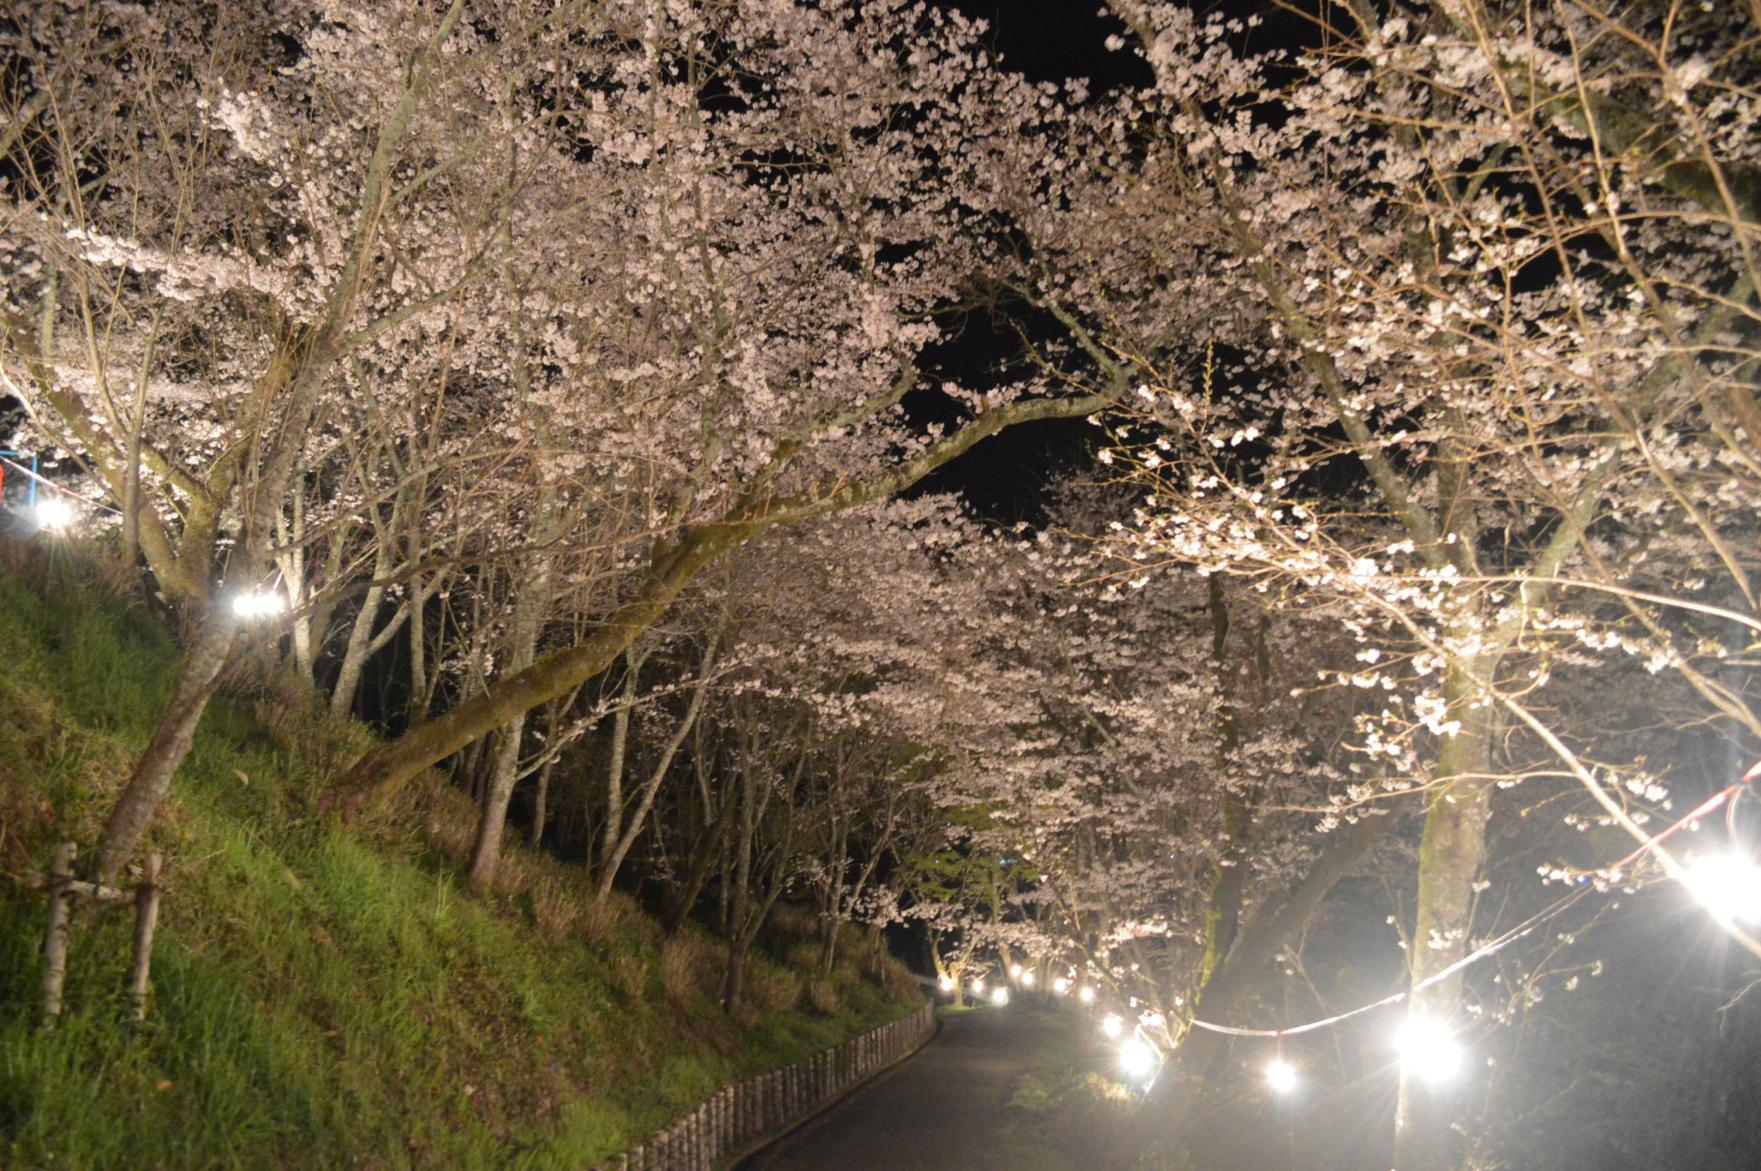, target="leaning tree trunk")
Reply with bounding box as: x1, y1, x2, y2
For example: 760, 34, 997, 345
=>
595, 633, 717, 910
1392, 653, 1496, 1171
96, 607, 236, 884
